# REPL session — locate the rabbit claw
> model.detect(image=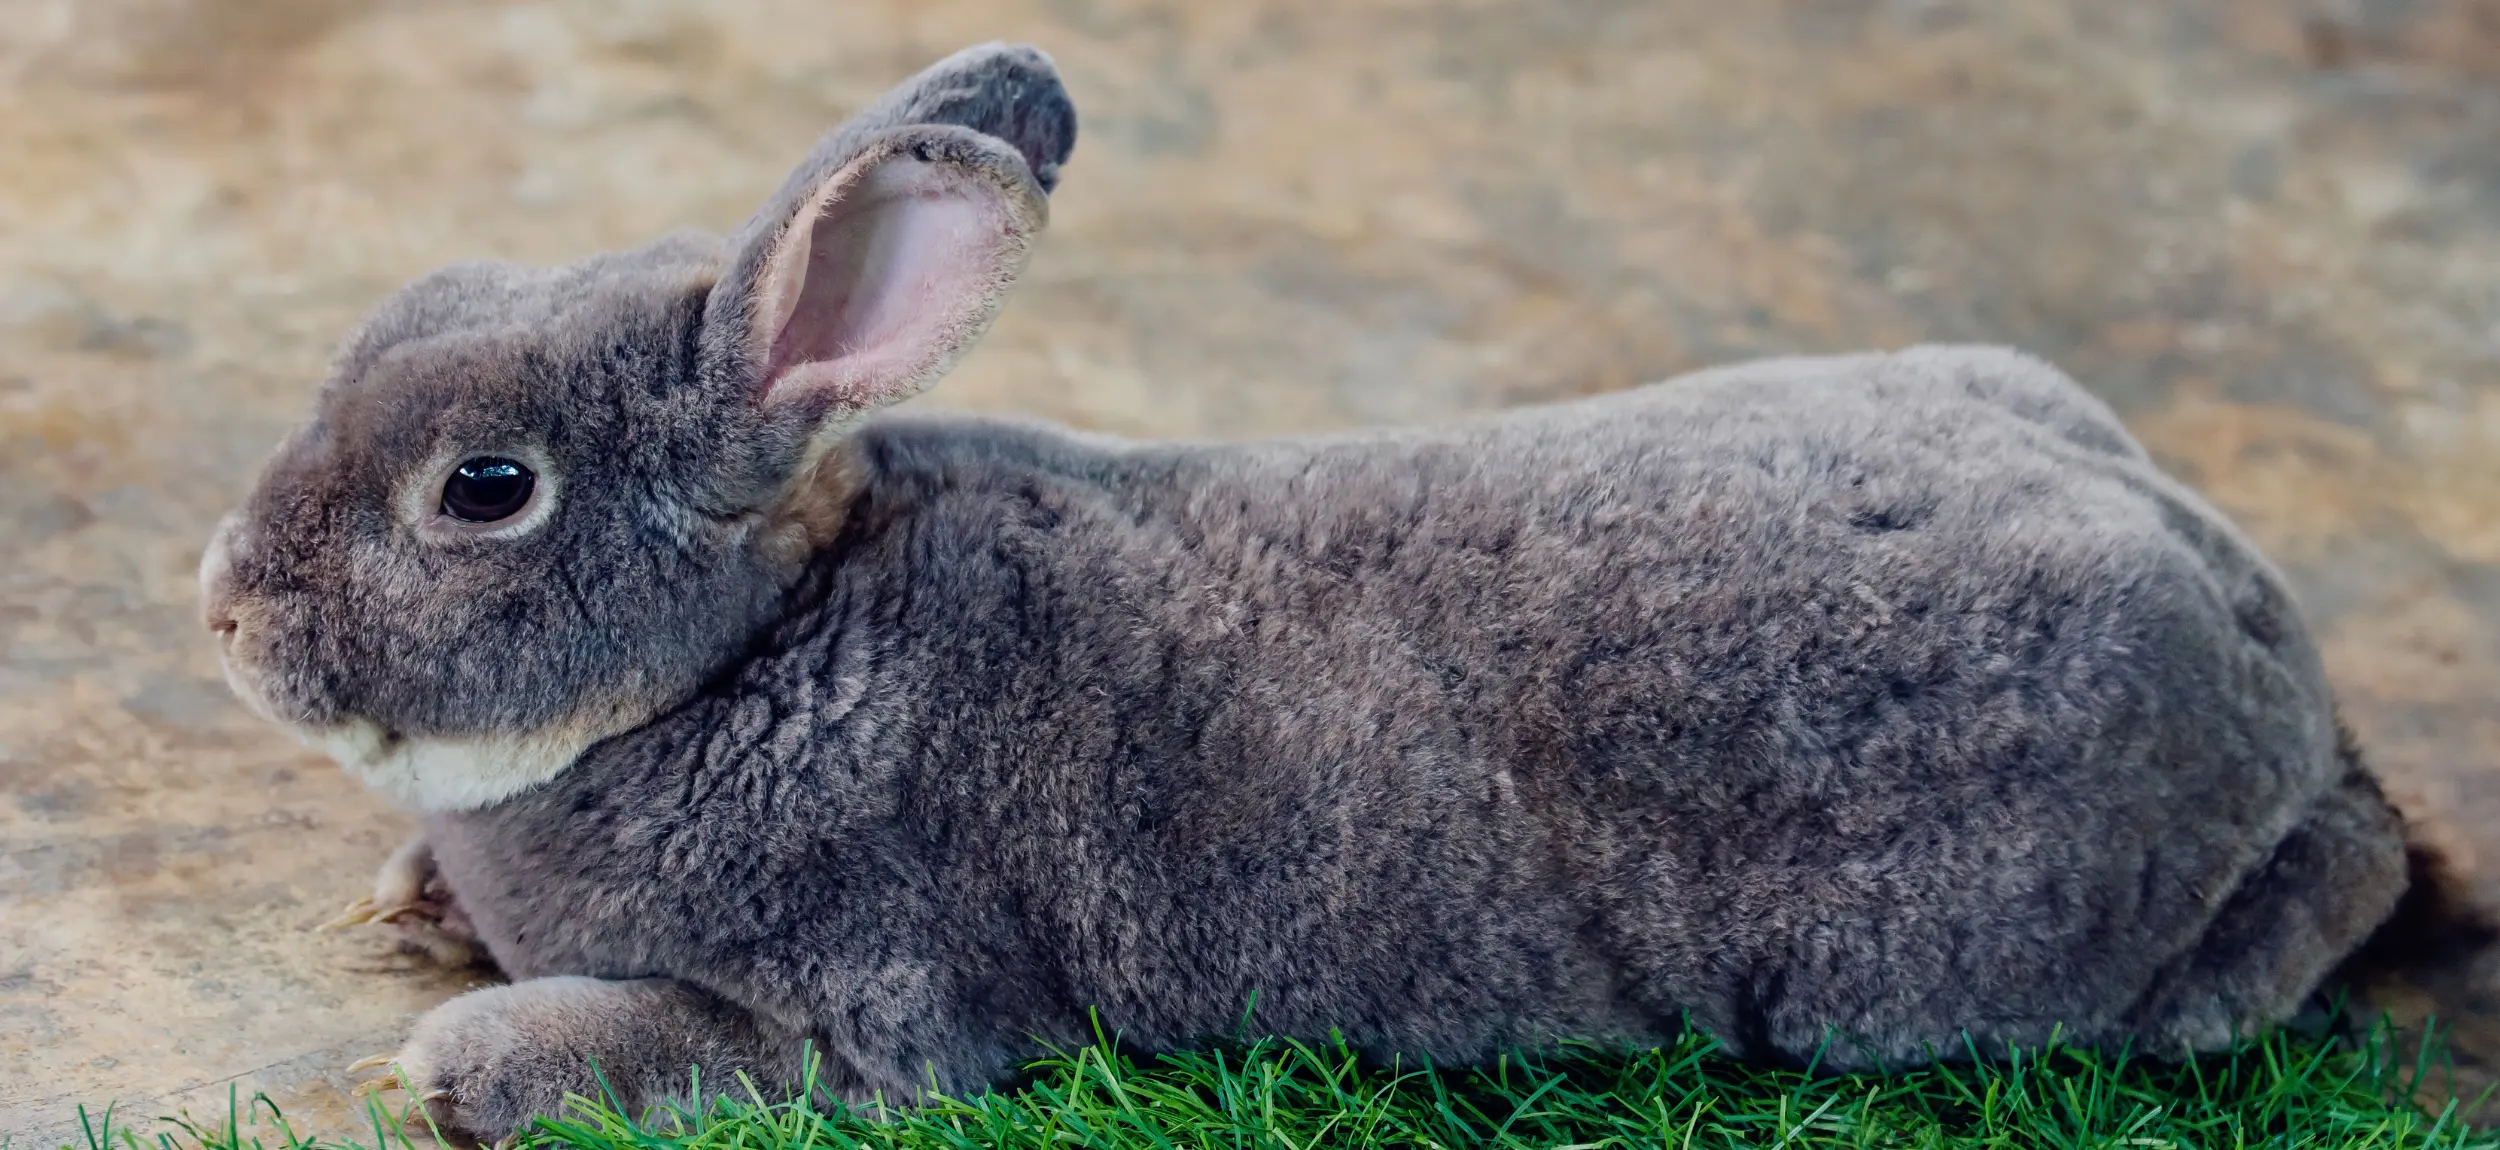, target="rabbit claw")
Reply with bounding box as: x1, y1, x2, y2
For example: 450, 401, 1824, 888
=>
318, 896, 381, 932
320, 894, 435, 932
348, 1054, 463, 1134
348, 1052, 418, 1107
